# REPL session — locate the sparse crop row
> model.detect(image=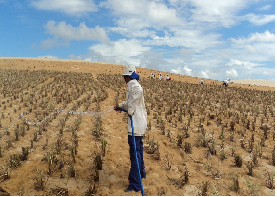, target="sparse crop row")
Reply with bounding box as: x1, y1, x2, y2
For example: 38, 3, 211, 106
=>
0, 69, 274, 196
97, 73, 275, 195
